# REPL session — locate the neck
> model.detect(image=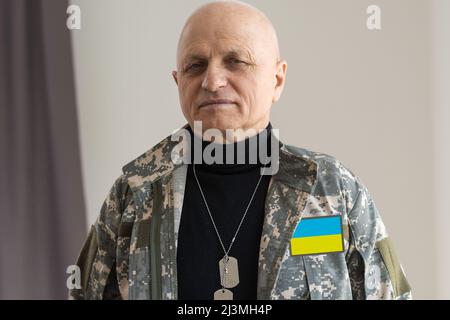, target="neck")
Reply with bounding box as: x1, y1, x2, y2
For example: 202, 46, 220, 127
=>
187, 123, 273, 166
189, 121, 271, 144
